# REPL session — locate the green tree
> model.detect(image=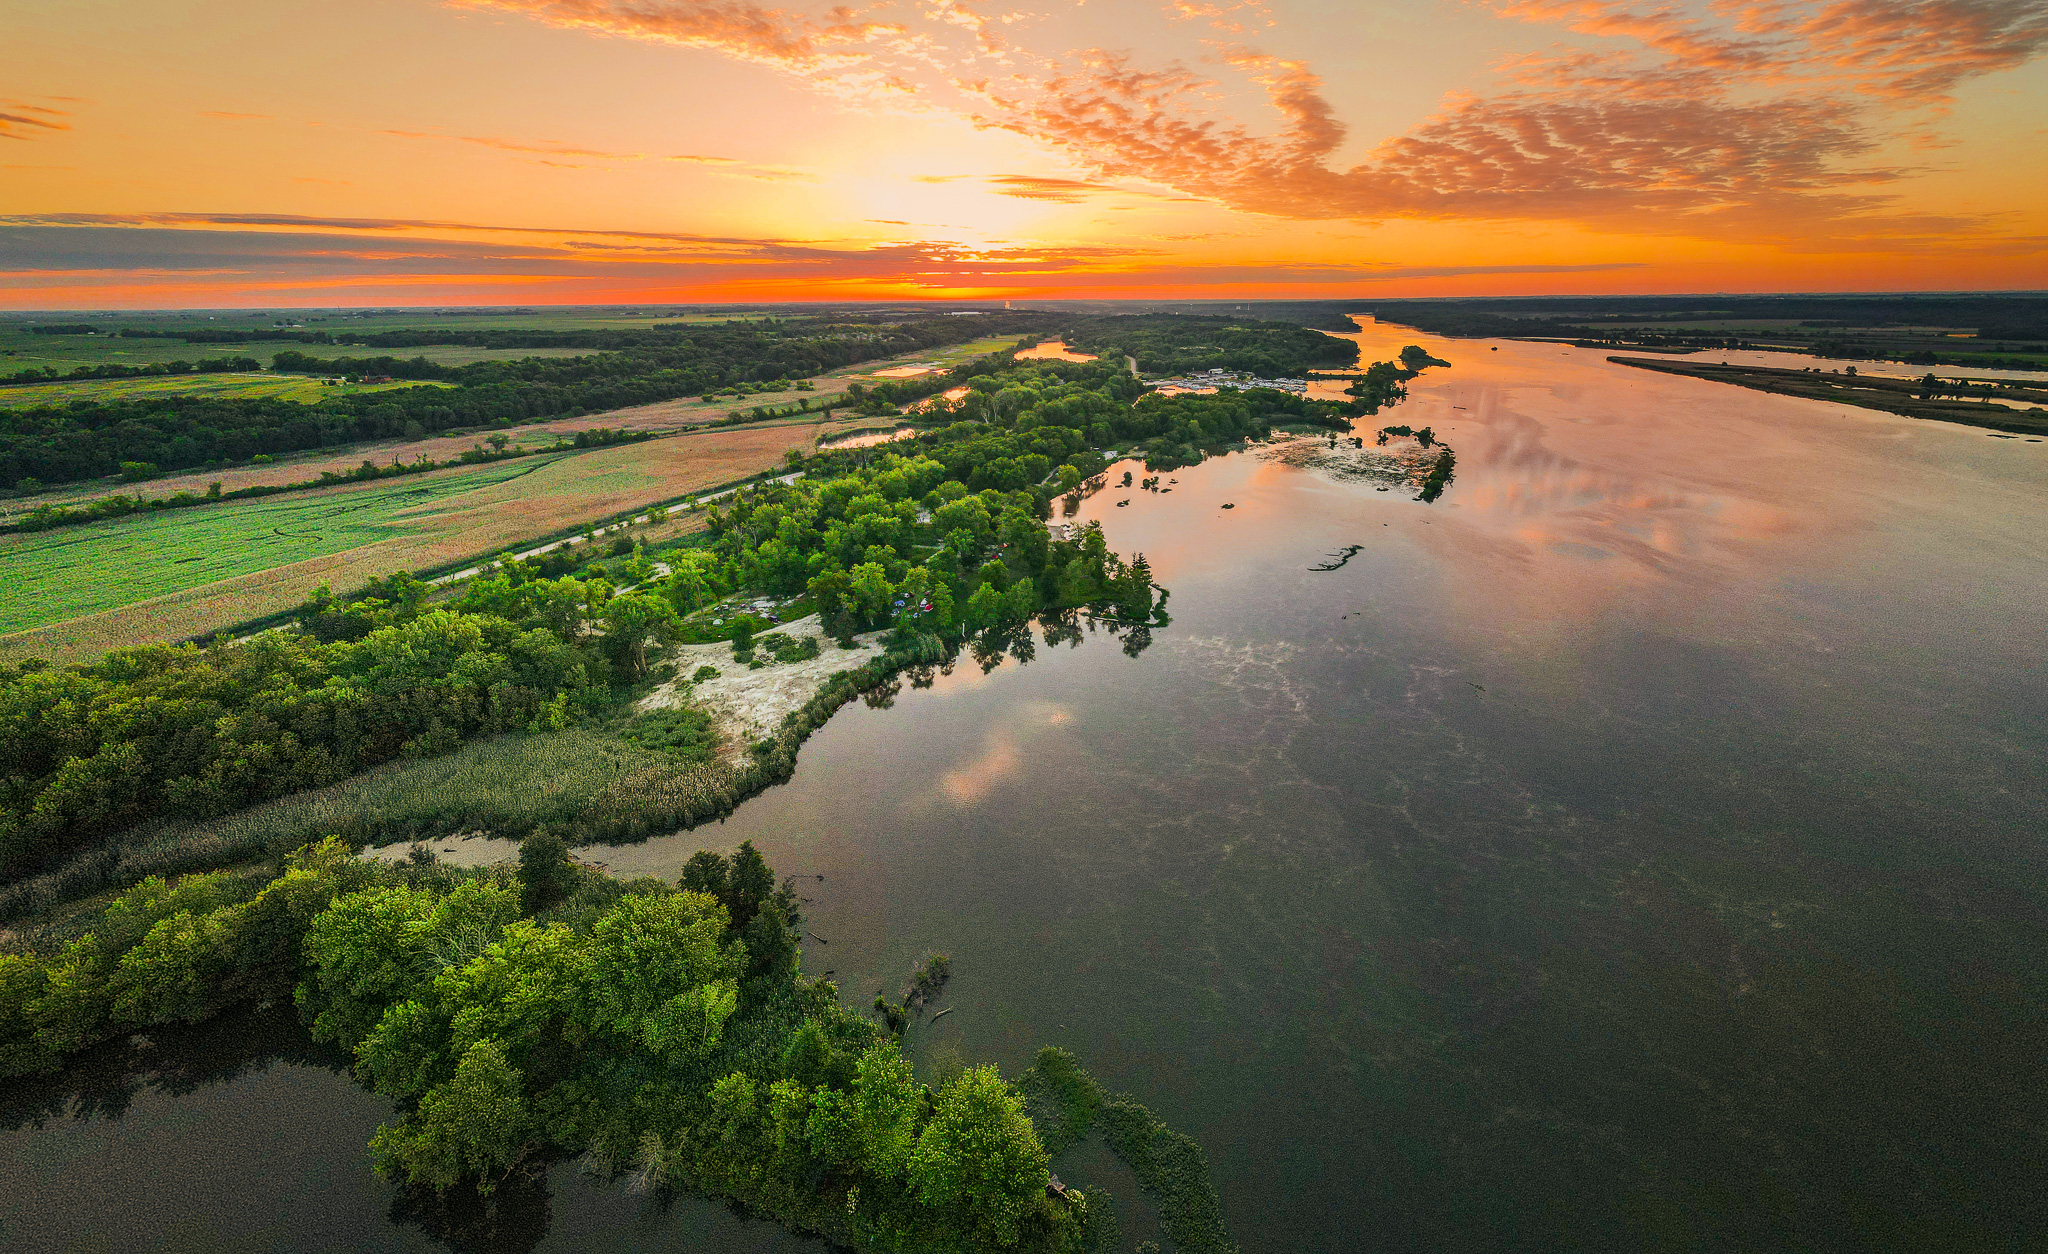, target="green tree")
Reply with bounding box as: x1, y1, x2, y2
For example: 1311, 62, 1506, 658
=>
370, 1037, 534, 1191
965, 583, 1004, 632
519, 828, 573, 914
599, 592, 680, 681
854, 1042, 921, 1178
581, 892, 743, 1058
909, 1064, 1050, 1246
848, 562, 893, 625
